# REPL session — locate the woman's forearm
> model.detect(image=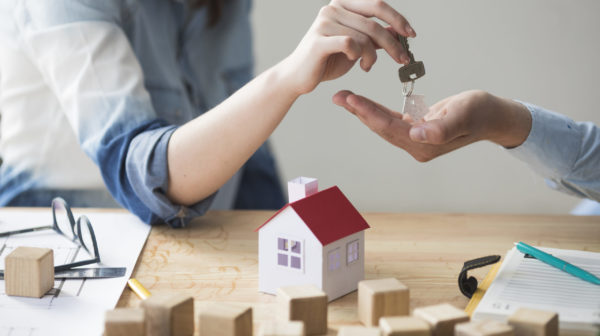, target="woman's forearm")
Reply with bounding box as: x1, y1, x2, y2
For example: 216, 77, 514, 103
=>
166, 61, 299, 205
166, 0, 414, 206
